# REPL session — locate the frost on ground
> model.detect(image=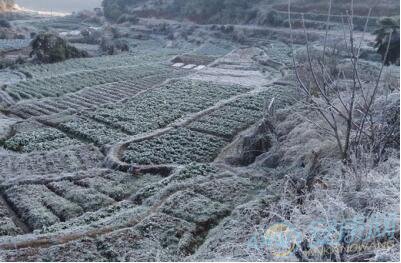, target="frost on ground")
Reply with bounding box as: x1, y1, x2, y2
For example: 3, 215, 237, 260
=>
0, 42, 296, 261
0, 7, 399, 262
